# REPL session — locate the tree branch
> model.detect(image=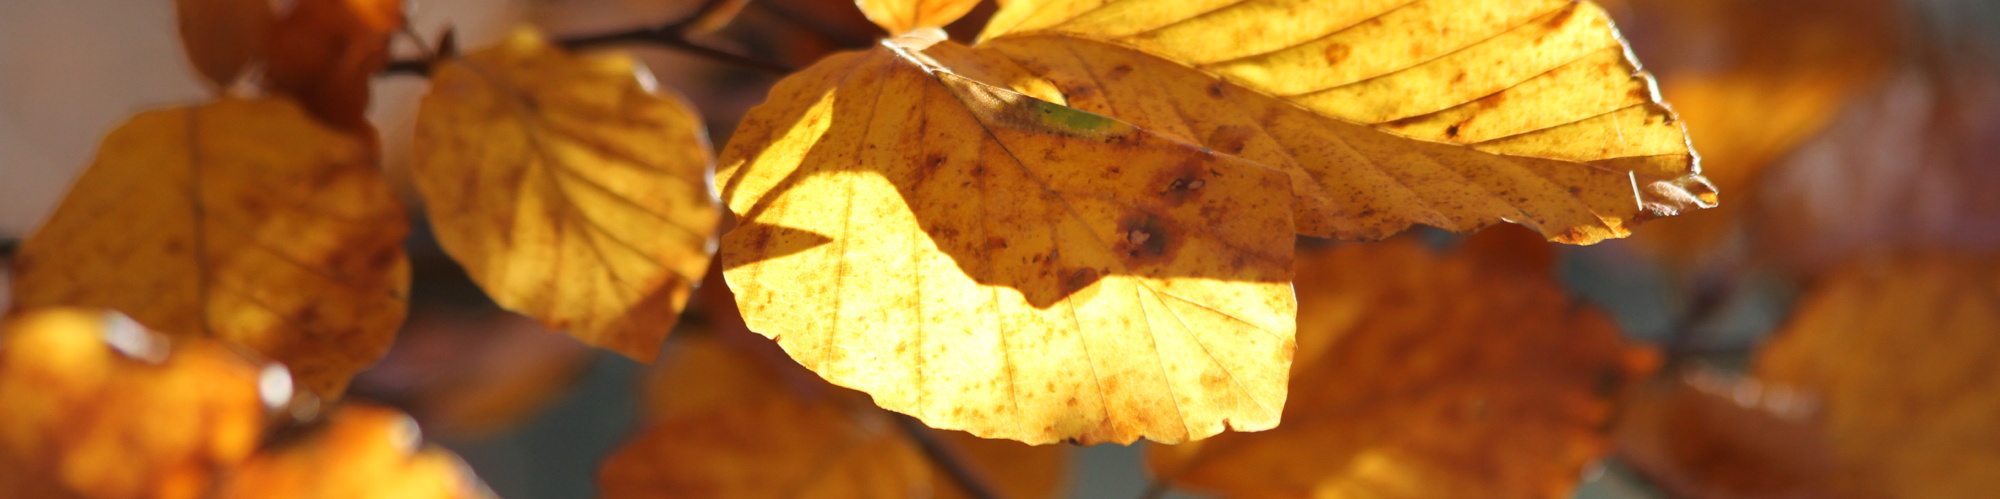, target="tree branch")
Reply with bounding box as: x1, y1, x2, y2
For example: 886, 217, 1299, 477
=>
0, 238, 16, 262
892, 414, 1001, 499
379, 0, 793, 78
